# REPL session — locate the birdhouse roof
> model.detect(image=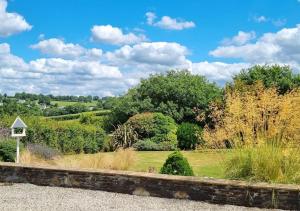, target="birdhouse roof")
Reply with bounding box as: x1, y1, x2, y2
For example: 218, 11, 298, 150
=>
11, 117, 27, 129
